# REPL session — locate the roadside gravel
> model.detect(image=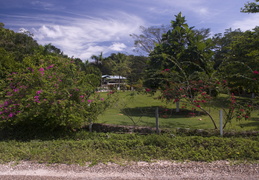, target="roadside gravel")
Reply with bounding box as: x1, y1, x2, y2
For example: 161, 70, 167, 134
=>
0, 160, 258, 180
